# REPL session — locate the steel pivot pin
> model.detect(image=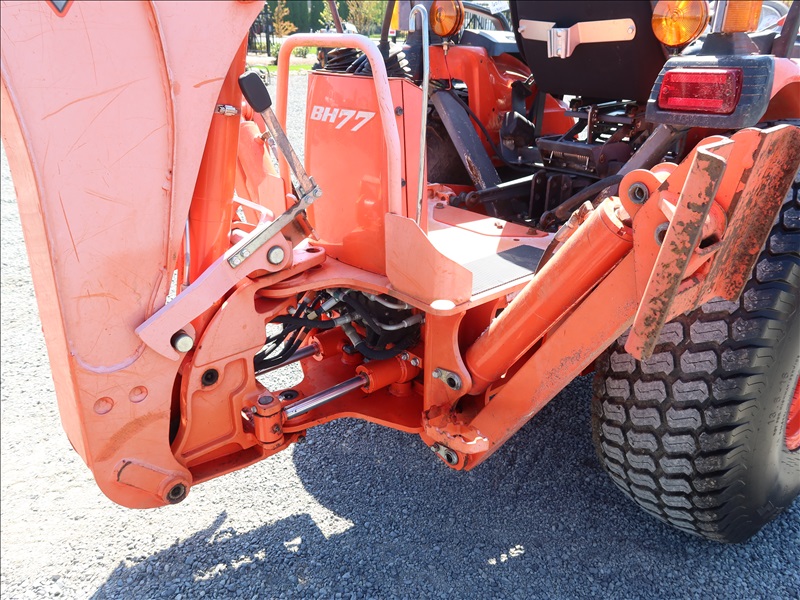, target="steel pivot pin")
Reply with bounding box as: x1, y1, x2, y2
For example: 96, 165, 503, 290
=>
267, 246, 285, 265
170, 330, 194, 353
